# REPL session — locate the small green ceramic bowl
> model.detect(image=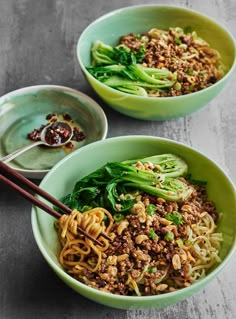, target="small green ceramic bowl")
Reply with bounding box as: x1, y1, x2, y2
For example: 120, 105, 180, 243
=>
77, 5, 236, 120
0, 85, 108, 178
32, 136, 236, 310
